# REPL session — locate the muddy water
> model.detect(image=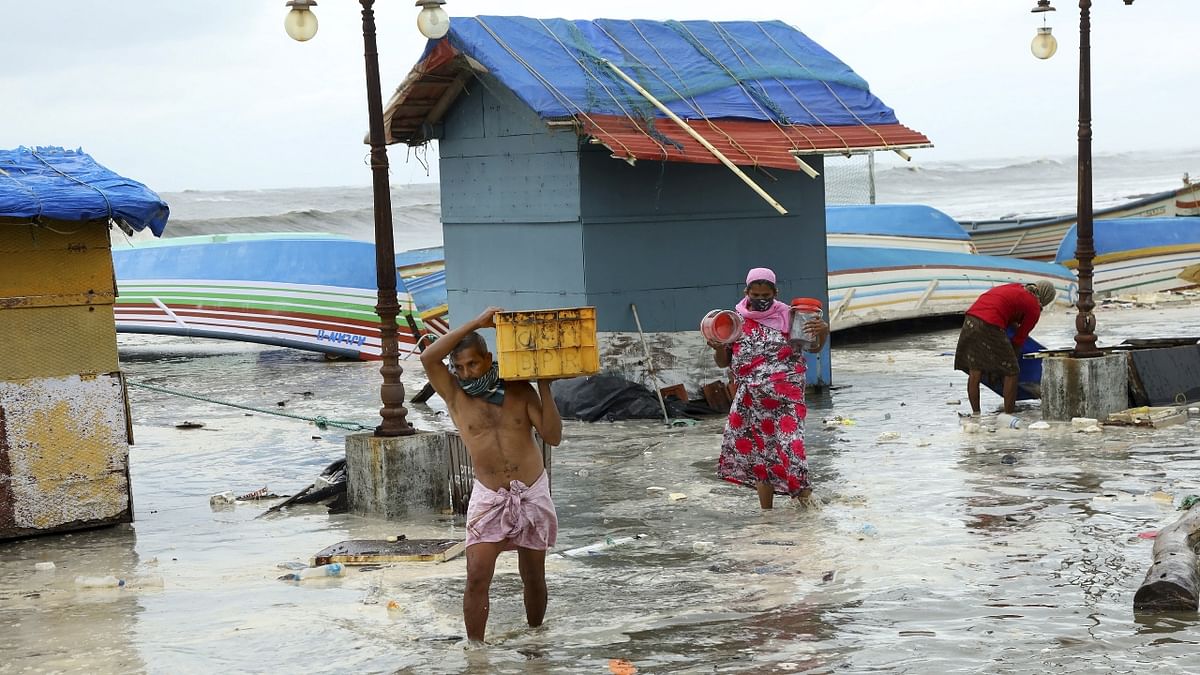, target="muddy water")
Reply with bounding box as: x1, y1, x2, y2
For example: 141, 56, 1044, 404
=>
3, 303, 1200, 674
